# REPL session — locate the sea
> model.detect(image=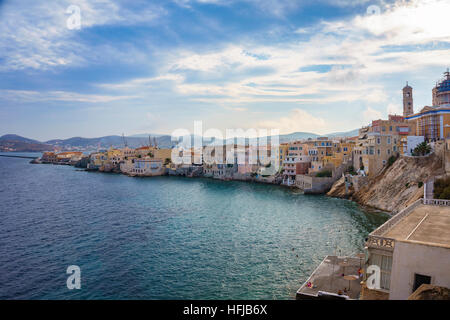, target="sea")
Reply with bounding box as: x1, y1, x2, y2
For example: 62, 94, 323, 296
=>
0, 153, 388, 299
